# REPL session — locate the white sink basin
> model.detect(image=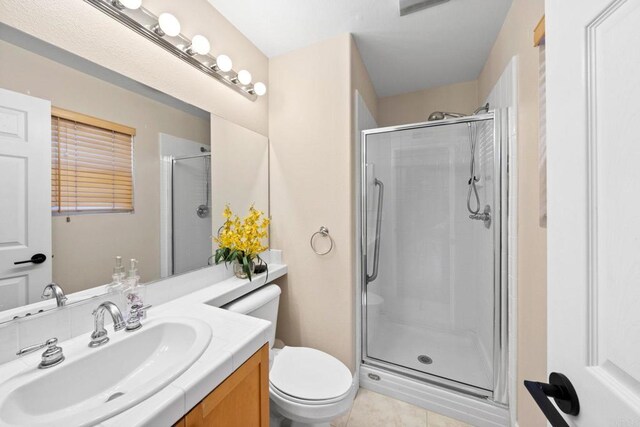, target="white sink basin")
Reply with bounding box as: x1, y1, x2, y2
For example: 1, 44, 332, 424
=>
0, 317, 212, 427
